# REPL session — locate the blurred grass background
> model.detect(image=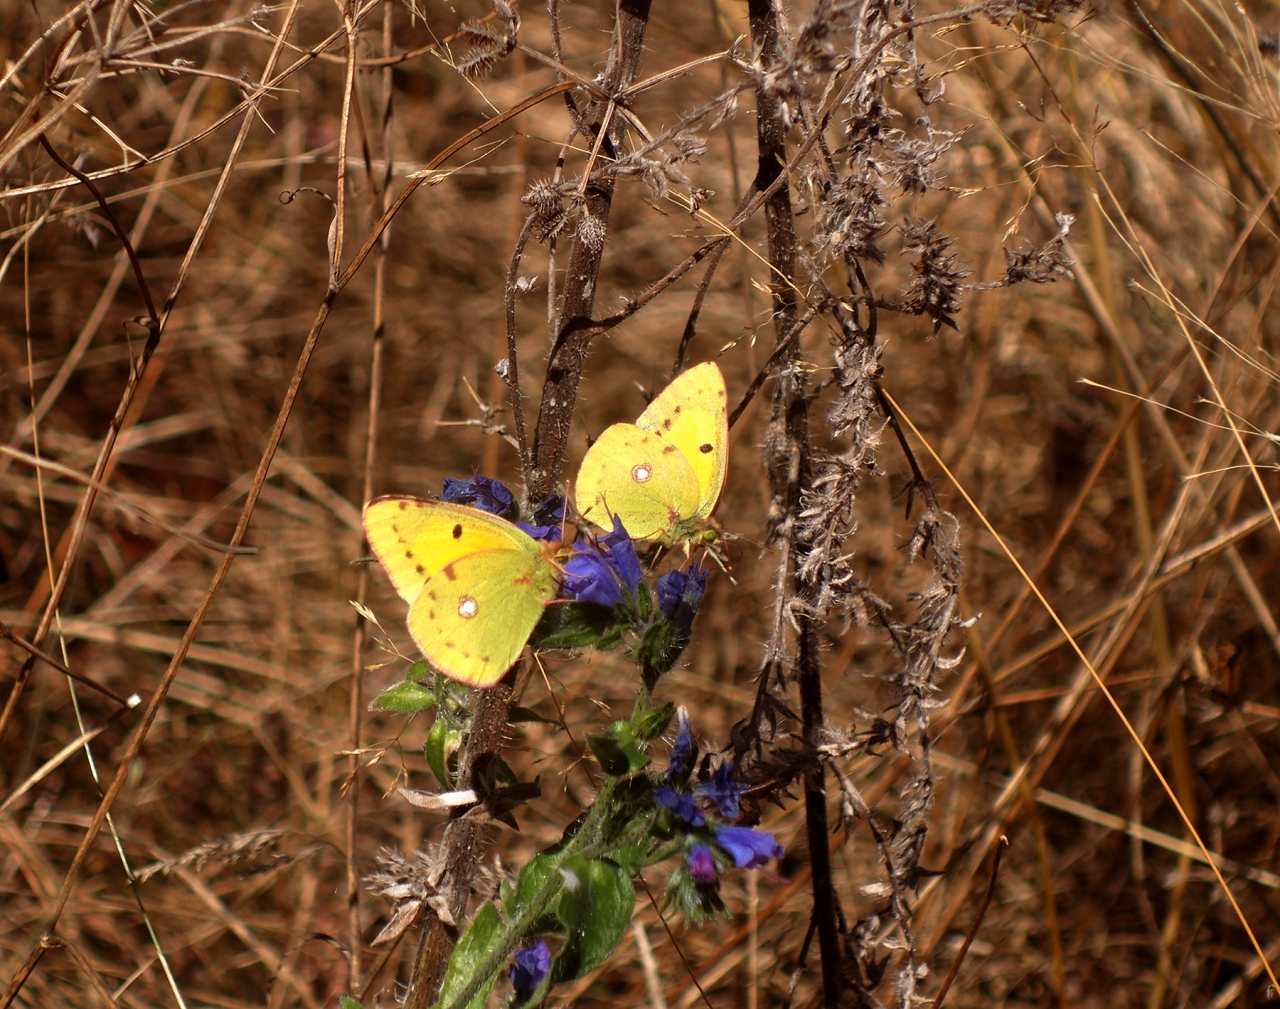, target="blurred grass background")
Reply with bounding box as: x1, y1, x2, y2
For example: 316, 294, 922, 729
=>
3, 0, 1280, 1006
